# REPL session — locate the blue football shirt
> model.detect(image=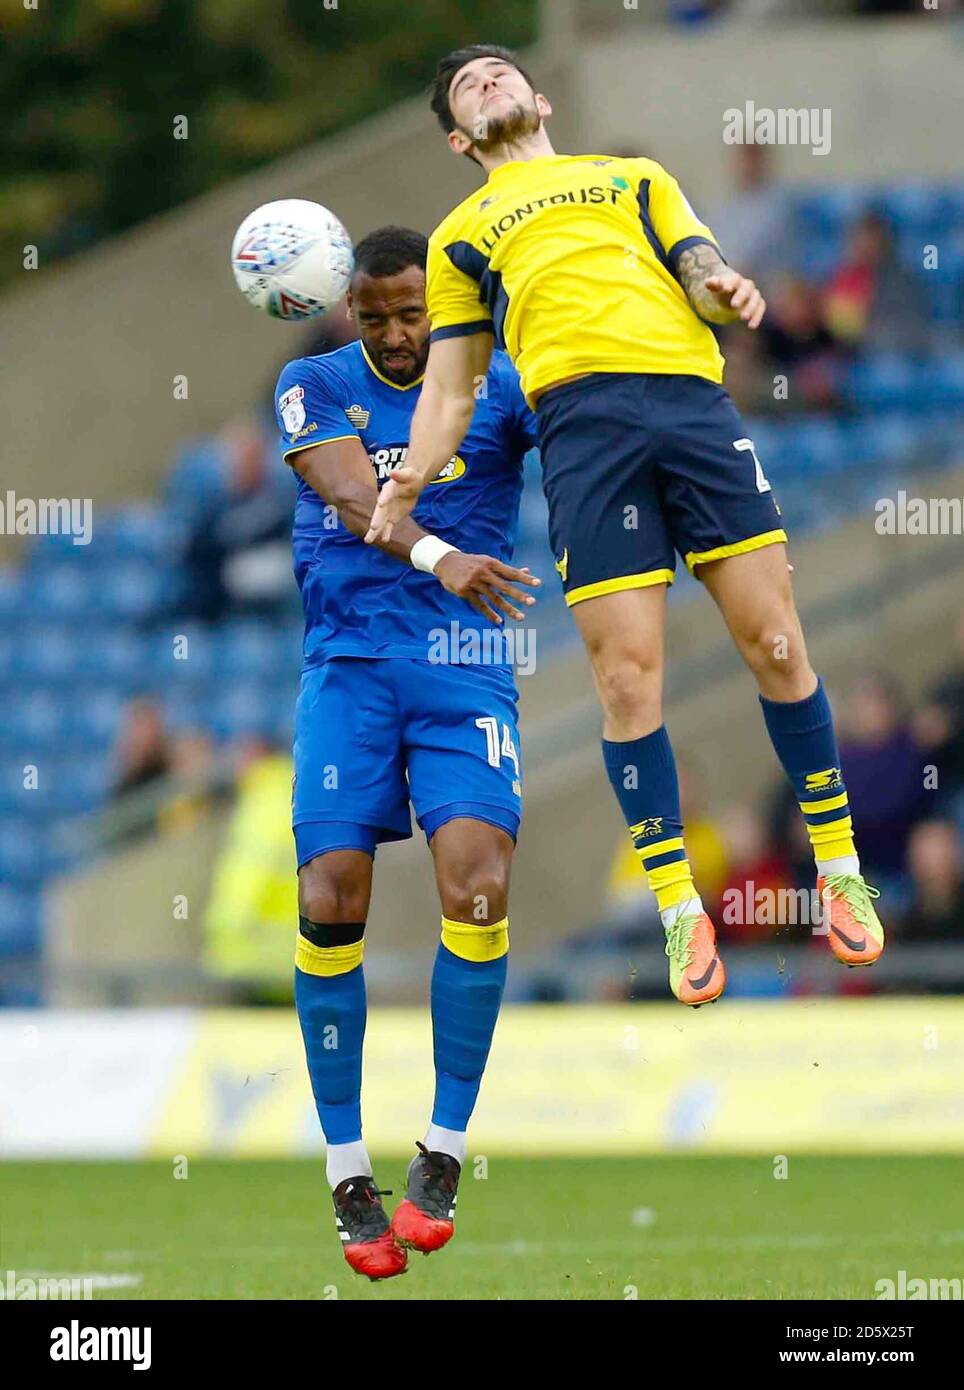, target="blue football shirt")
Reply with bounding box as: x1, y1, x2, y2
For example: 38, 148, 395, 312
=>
275, 341, 537, 668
